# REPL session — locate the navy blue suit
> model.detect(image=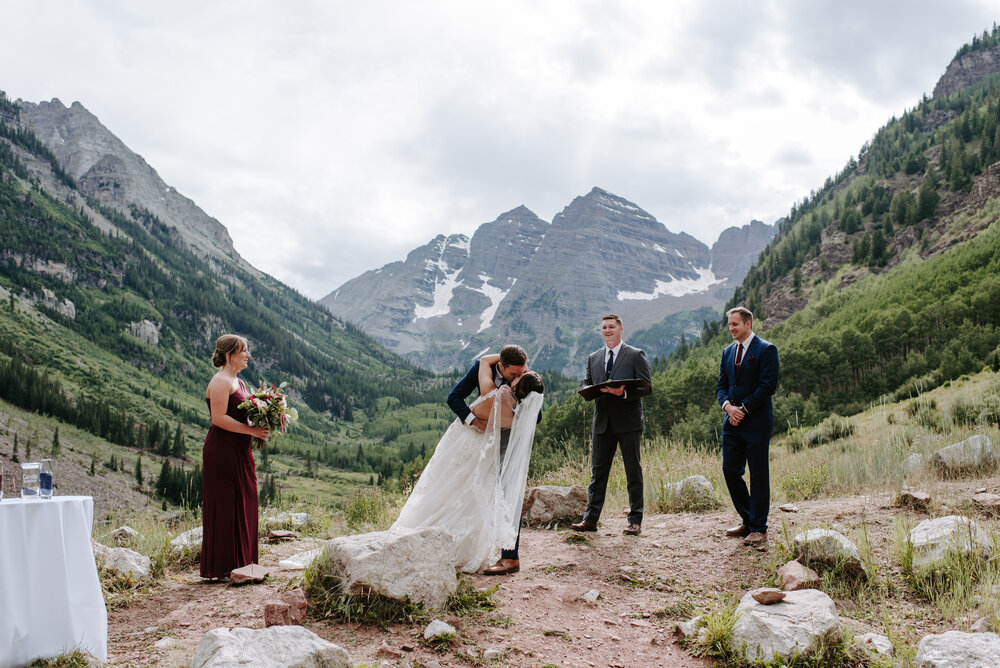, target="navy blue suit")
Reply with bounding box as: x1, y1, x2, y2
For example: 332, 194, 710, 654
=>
716, 335, 779, 534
